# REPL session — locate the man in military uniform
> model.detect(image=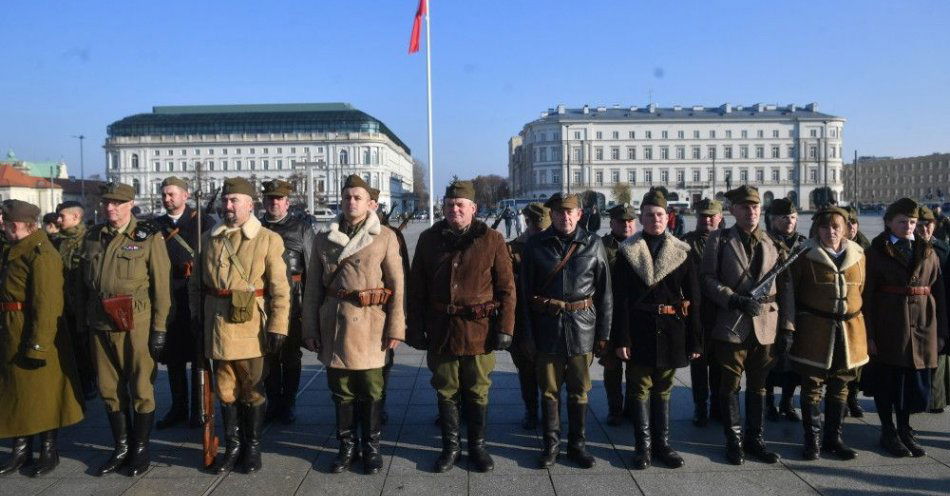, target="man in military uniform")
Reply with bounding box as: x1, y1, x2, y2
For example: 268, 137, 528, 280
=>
55, 200, 97, 400
764, 198, 806, 422
151, 177, 215, 430
259, 179, 315, 425
846, 206, 872, 250
83, 182, 172, 477
302, 175, 405, 475
917, 206, 950, 413
507, 202, 550, 429
843, 206, 870, 417
407, 180, 516, 473
683, 198, 724, 426
600, 203, 637, 426
701, 185, 794, 465
189, 177, 290, 474
521, 193, 613, 469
